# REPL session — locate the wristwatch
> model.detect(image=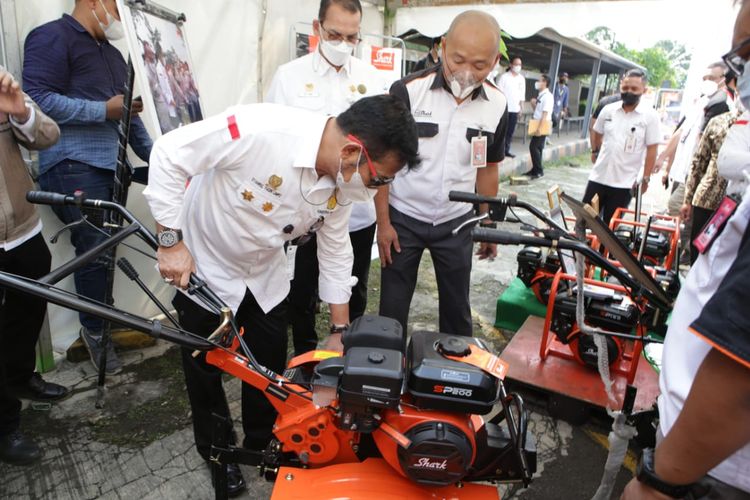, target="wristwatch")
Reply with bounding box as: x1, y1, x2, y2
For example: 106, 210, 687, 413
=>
636, 448, 696, 498
329, 324, 349, 335
157, 228, 183, 248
